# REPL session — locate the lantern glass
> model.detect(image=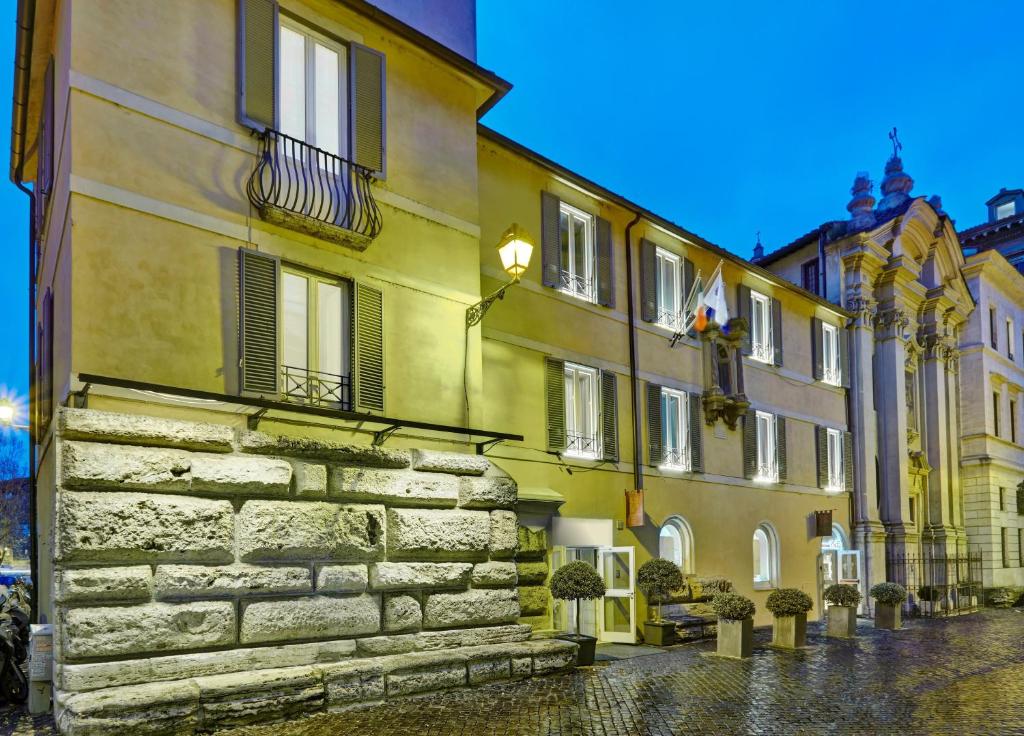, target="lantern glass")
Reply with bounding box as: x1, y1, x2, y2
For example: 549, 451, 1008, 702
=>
496, 224, 534, 279
0, 403, 13, 425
